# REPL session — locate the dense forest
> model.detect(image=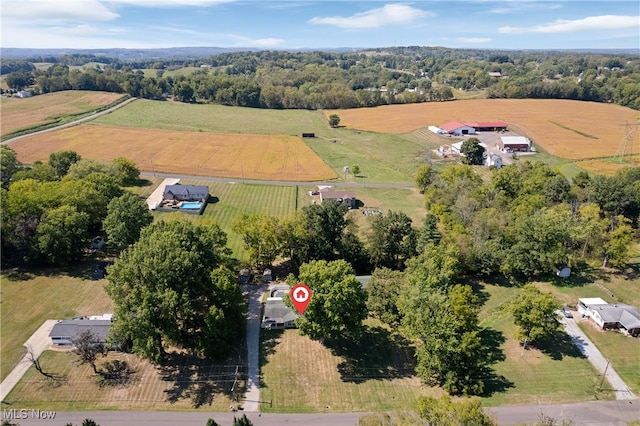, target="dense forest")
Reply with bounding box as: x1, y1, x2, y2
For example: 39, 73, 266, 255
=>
2, 47, 639, 110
